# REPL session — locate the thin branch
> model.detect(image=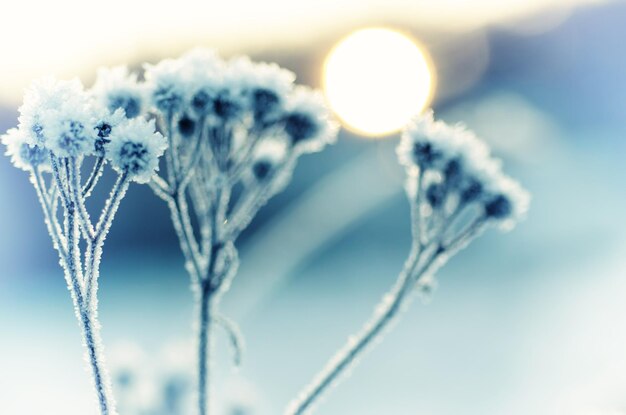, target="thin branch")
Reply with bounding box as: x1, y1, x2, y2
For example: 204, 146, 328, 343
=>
84, 171, 130, 304
215, 314, 244, 367
286, 245, 422, 415
69, 157, 95, 240
32, 167, 68, 260
82, 156, 106, 198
